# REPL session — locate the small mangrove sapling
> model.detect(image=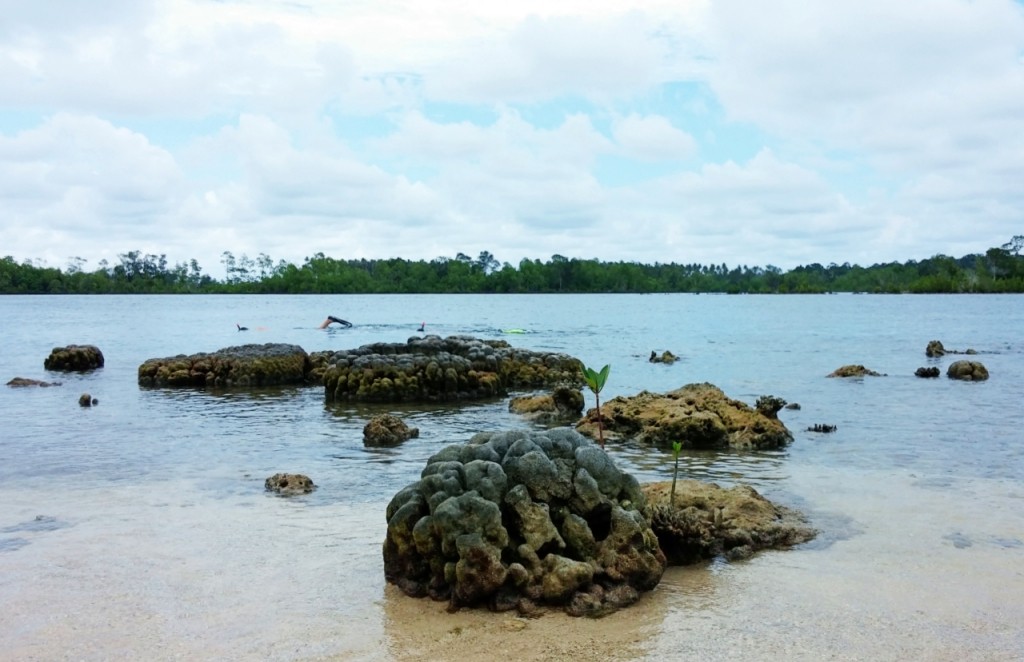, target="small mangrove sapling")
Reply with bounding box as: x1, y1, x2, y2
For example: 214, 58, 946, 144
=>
583, 363, 611, 449
670, 440, 682, 508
